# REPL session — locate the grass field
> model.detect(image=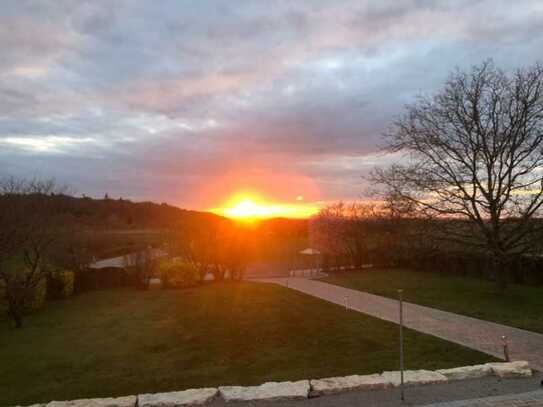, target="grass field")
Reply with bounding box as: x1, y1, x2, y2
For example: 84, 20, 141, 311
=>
323, 269, 543, 333
0, 282, 494, 405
